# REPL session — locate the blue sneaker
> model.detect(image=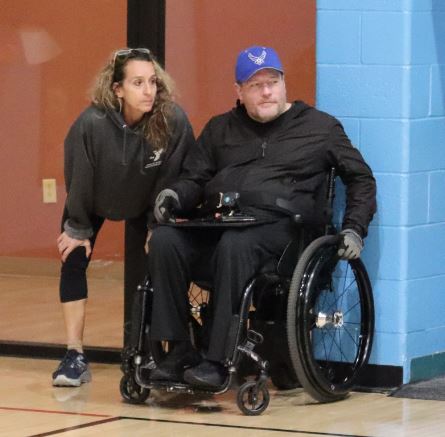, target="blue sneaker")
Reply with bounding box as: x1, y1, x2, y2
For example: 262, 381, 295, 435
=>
52, 350, 91, 387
